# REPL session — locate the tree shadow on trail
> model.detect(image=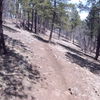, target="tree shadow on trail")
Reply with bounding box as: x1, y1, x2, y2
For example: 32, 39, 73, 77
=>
4, 34, 27, 52
61, 38, 70, 43
33, 35, 48, 43
0, 35, 41, 100
58, 43, 94, 59
66, 52, 100, 75
3, 25, 20, 33
58, 43, 100, 75
33, 35, 56, 45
